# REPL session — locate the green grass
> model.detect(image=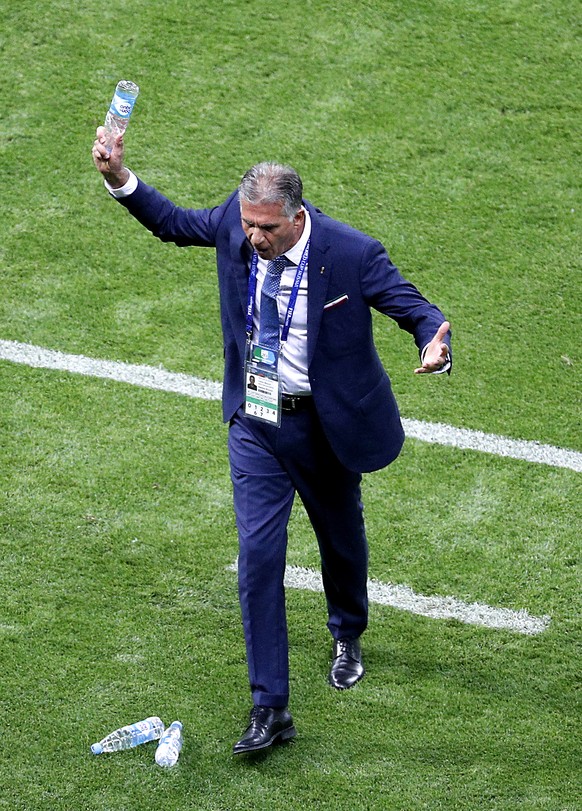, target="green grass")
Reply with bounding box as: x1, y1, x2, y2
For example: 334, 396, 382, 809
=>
1, 1, 580, 808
